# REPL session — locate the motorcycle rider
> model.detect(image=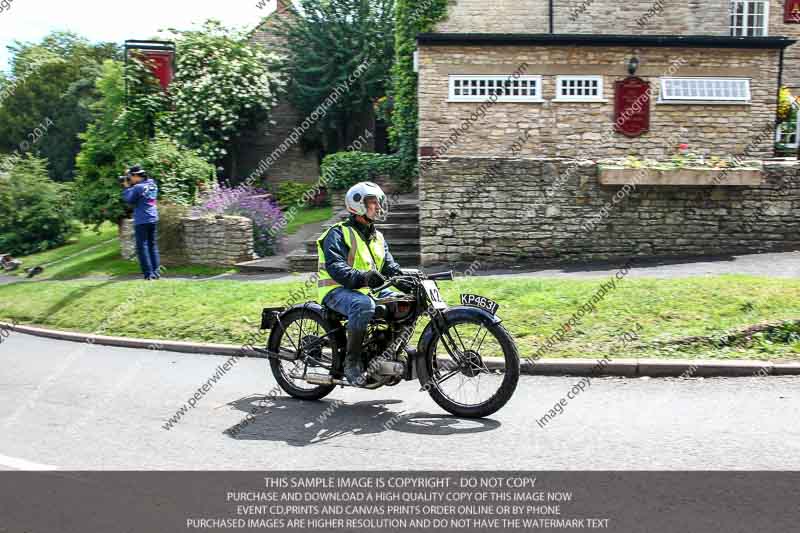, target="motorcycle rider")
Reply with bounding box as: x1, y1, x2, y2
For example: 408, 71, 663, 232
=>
317, 182, 412, 387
